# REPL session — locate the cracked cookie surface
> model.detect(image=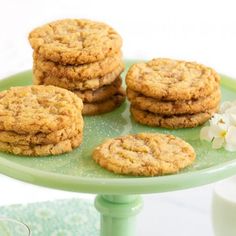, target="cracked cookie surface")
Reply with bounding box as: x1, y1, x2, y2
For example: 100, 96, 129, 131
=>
93, 133, 195, 176
126, 58, 220, 101
0, 85, 83, 134
29, 19, 122, 64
